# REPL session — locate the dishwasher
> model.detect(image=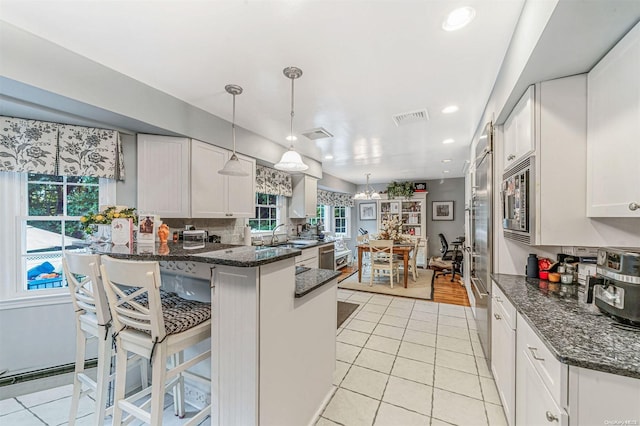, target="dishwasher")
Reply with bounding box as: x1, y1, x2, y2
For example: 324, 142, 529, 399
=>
318, 243, 335, 270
